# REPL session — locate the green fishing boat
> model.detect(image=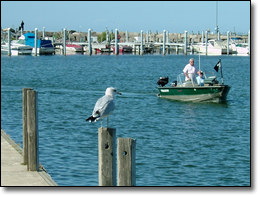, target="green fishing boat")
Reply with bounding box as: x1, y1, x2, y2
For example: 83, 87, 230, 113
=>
157, 60, 231, 102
